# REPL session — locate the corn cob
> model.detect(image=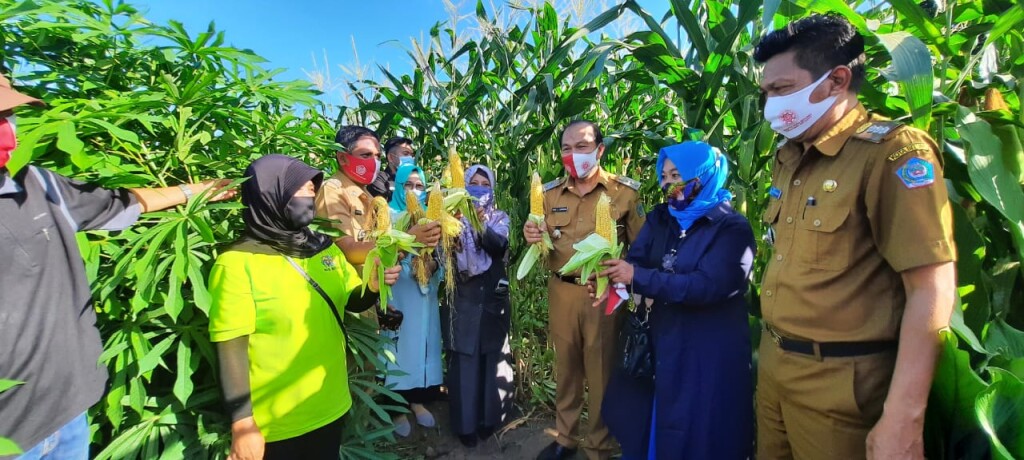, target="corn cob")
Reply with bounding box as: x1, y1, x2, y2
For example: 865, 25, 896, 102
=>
372, 196, 391, 232
530, 171, 544, 216
426, 183, 444, 221
595, 193, 614, 244
405, 190, 425, 221
449, 147, 466, 189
